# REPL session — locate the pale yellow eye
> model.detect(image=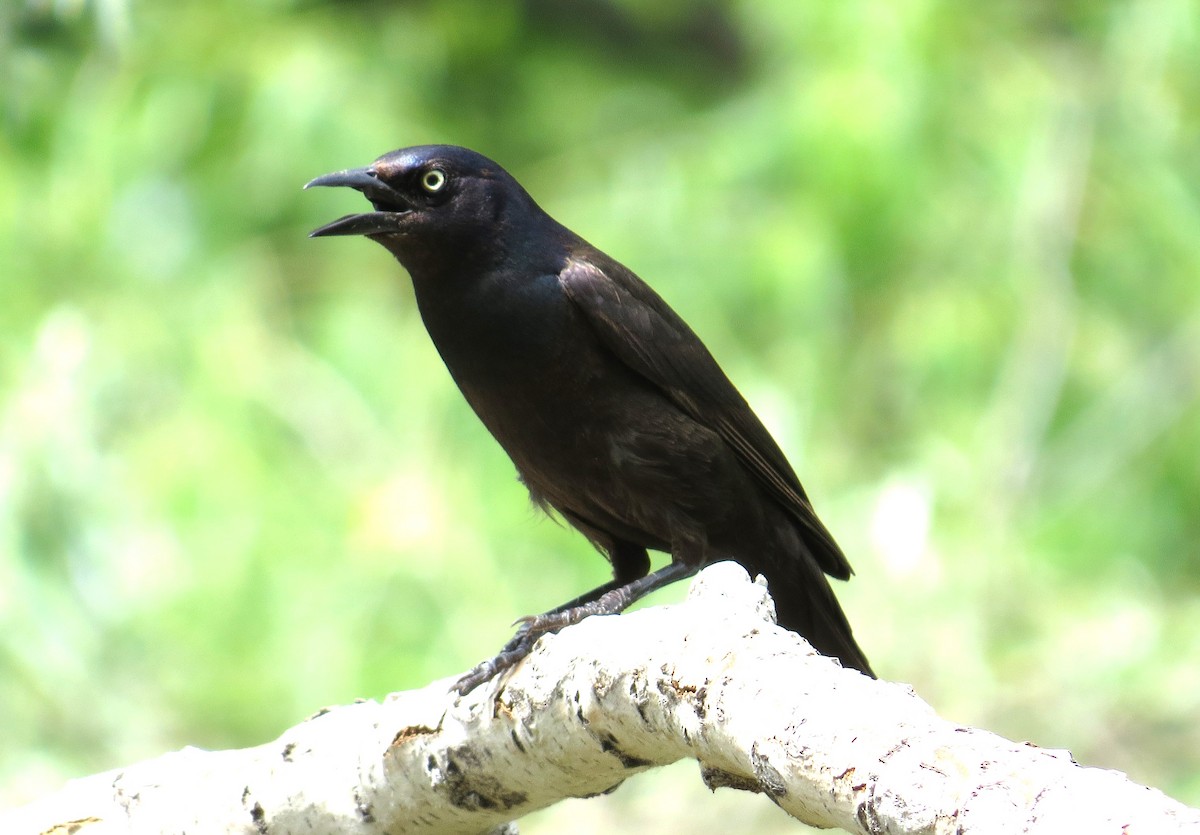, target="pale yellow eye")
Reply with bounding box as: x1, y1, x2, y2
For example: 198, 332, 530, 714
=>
421, 168, 447, 193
